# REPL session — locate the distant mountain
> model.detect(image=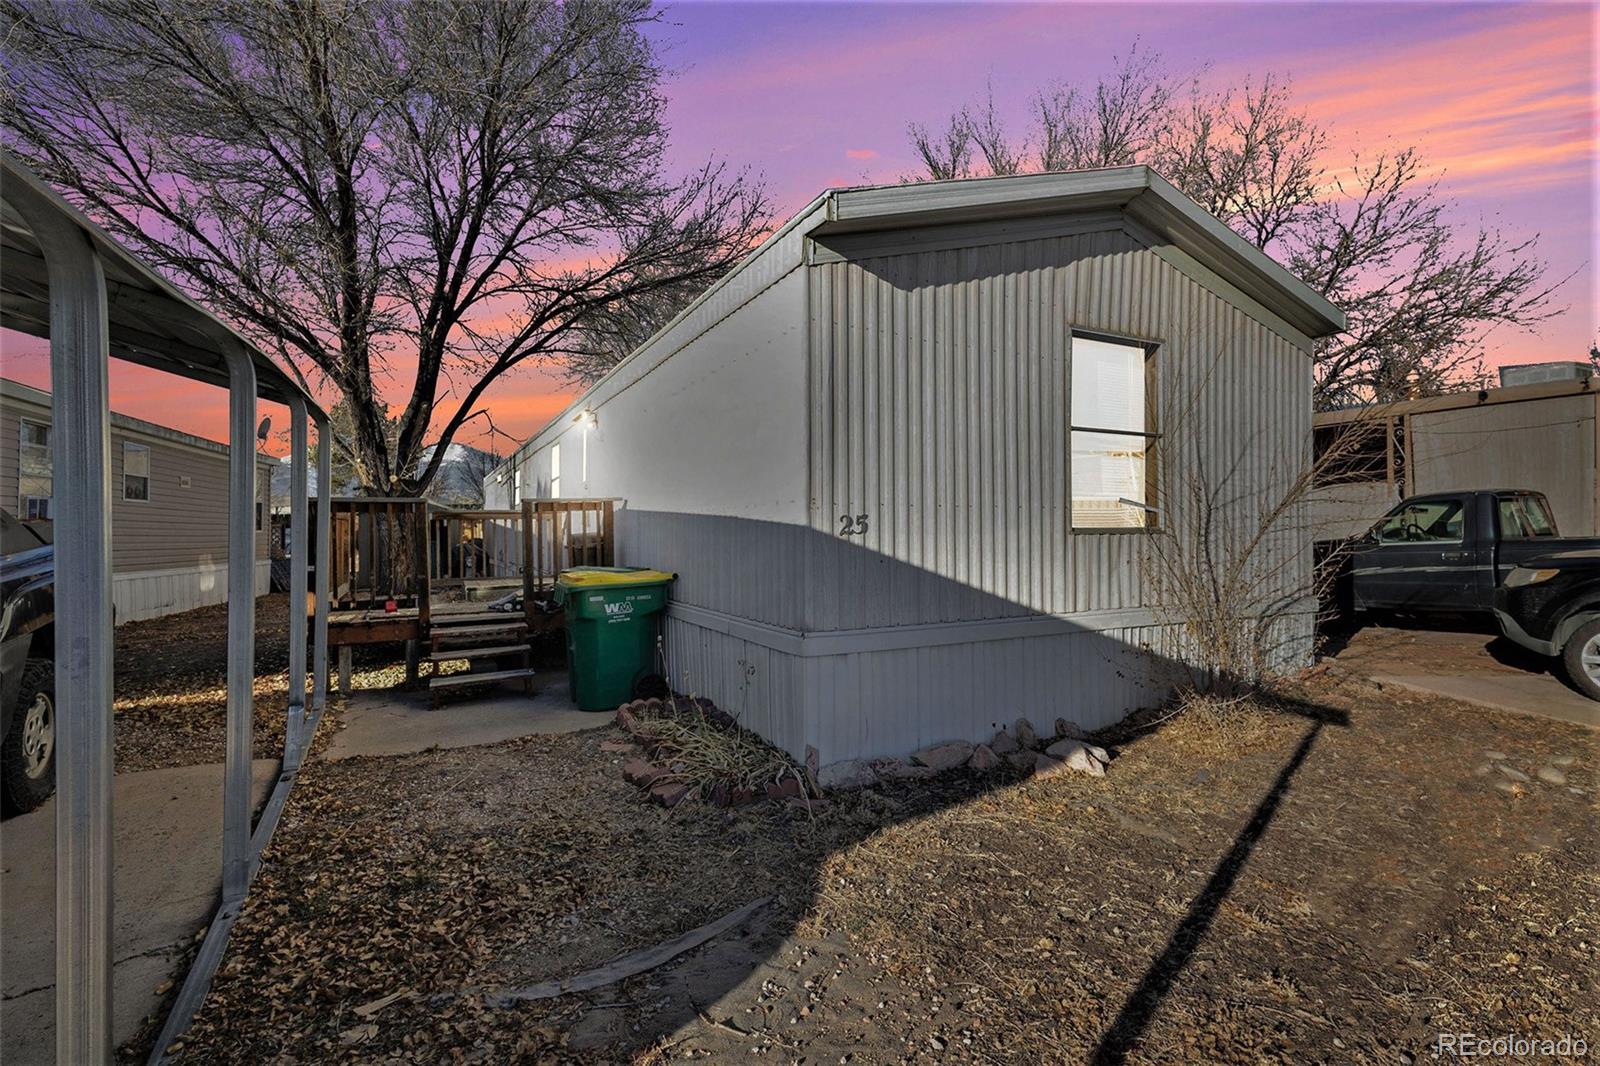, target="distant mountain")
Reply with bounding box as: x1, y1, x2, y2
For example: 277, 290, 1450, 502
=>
269, 441, 499, 510
415, 442, 500, 507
